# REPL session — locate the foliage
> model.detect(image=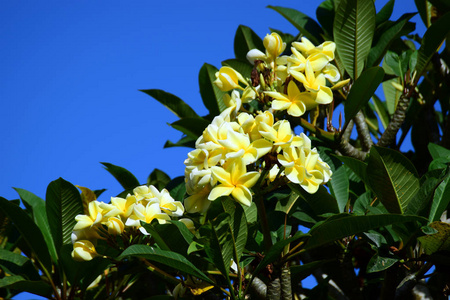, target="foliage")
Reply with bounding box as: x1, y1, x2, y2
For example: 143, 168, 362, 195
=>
2, 0, 450, 299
